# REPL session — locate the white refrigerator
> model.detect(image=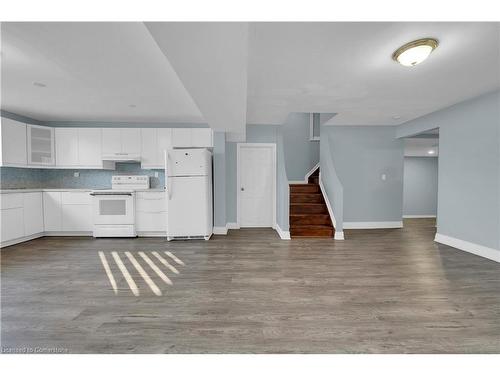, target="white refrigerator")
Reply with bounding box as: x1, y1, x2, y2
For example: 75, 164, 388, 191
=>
165, 148, 213, 240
